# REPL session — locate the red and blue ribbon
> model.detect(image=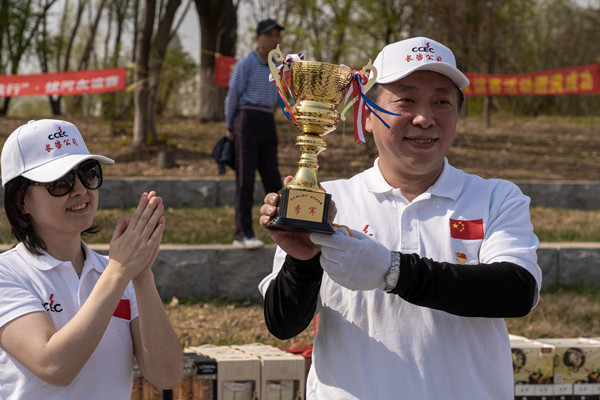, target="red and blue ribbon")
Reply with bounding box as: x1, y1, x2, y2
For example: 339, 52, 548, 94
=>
270, 53, 305, 123
344, 69, 402, 142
